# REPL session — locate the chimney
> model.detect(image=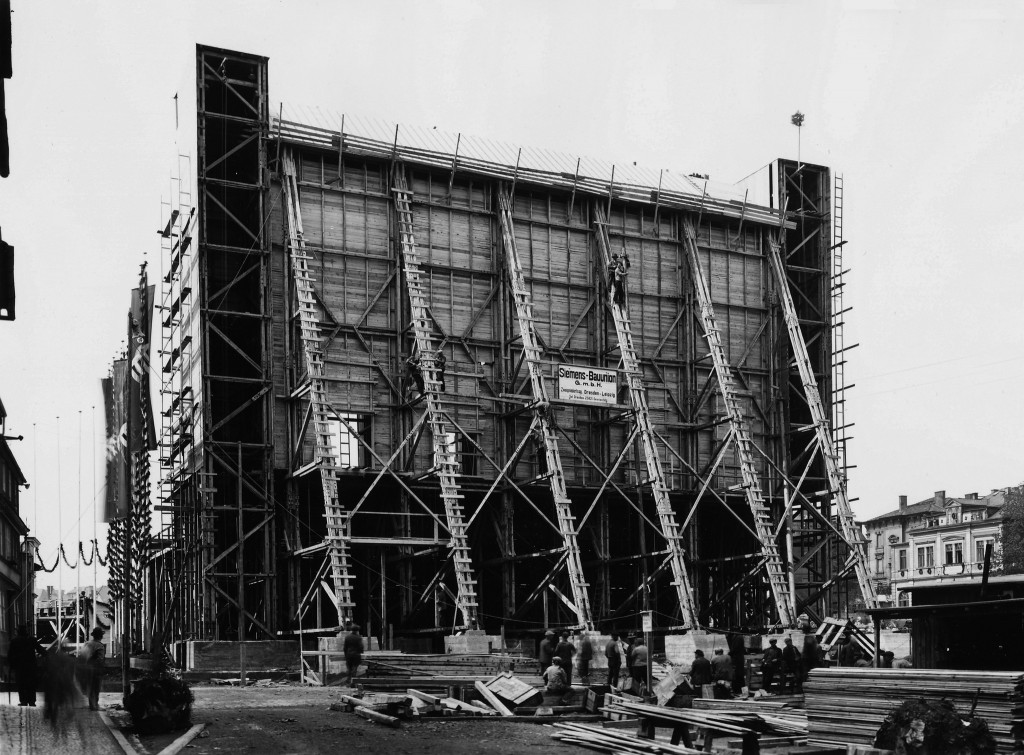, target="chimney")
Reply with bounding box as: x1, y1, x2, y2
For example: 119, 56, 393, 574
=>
899, 495, 908, 512
934, 490, 946, 507
966, 492, 978, 500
